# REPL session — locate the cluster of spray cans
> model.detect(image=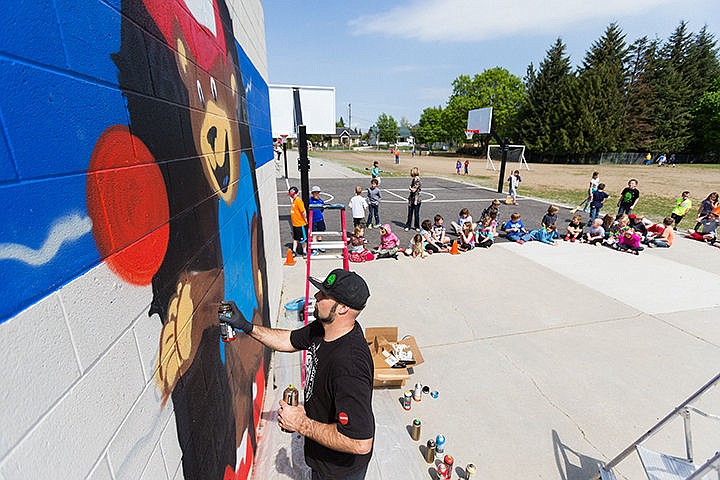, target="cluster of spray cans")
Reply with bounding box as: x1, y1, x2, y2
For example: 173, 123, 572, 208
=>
402, 381, 427, 410
423, 436, 476, 479
402, 382, 476, 478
